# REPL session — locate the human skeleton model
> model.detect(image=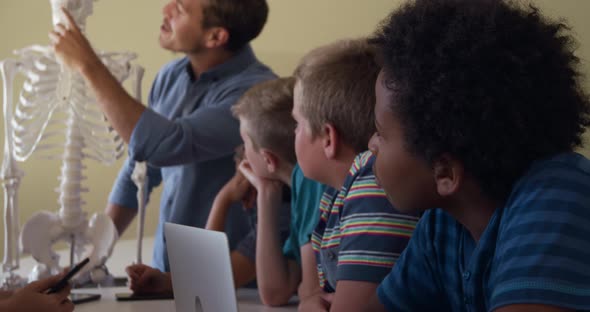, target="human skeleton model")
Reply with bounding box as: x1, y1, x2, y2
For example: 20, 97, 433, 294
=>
0, 0, 148, 289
